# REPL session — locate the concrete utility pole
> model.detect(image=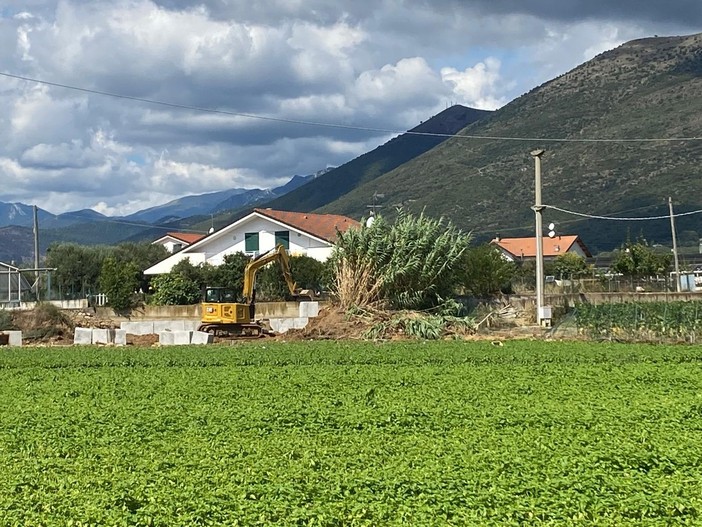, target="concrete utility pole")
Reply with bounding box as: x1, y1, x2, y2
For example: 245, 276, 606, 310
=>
669, 197, 681, 292
33, 205, 40, 301
530, 149, 548, 326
